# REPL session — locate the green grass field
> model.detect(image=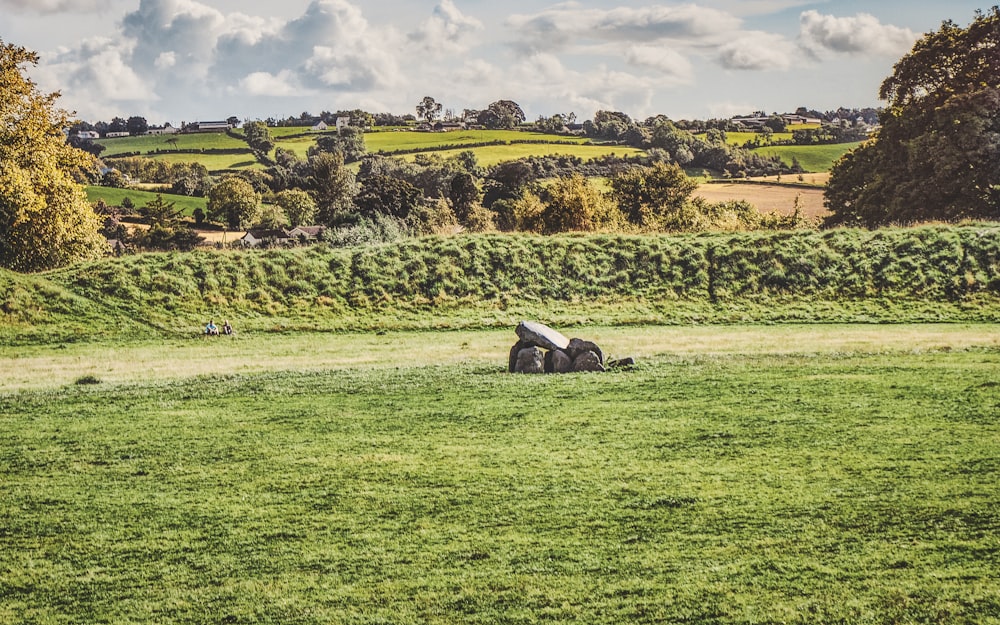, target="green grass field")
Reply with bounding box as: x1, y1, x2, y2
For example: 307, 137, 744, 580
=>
753, 143, 862, 173
1, 324, 998, 623
85, 186, 207, 215
98, 133, 249, 155
400, 143, 645, 167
